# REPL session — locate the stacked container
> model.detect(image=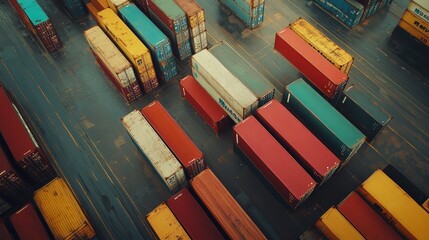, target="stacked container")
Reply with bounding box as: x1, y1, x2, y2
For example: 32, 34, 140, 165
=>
396, 0, 429, 47
97, 8, 159, 93
313, 0, 365, 28
56, 0, 87, 21
146, 0, 192, 60
106, 0, 130, 13
209, 41, 275, 107
192, 49, 258, 123
220, 0, 264, 28
10, 203, 51, 240
10, 0, 62, 52
174, 0, 208, 53
84, 26, 142, 103
119, 4, 177, 82
358, 0, 394, 21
